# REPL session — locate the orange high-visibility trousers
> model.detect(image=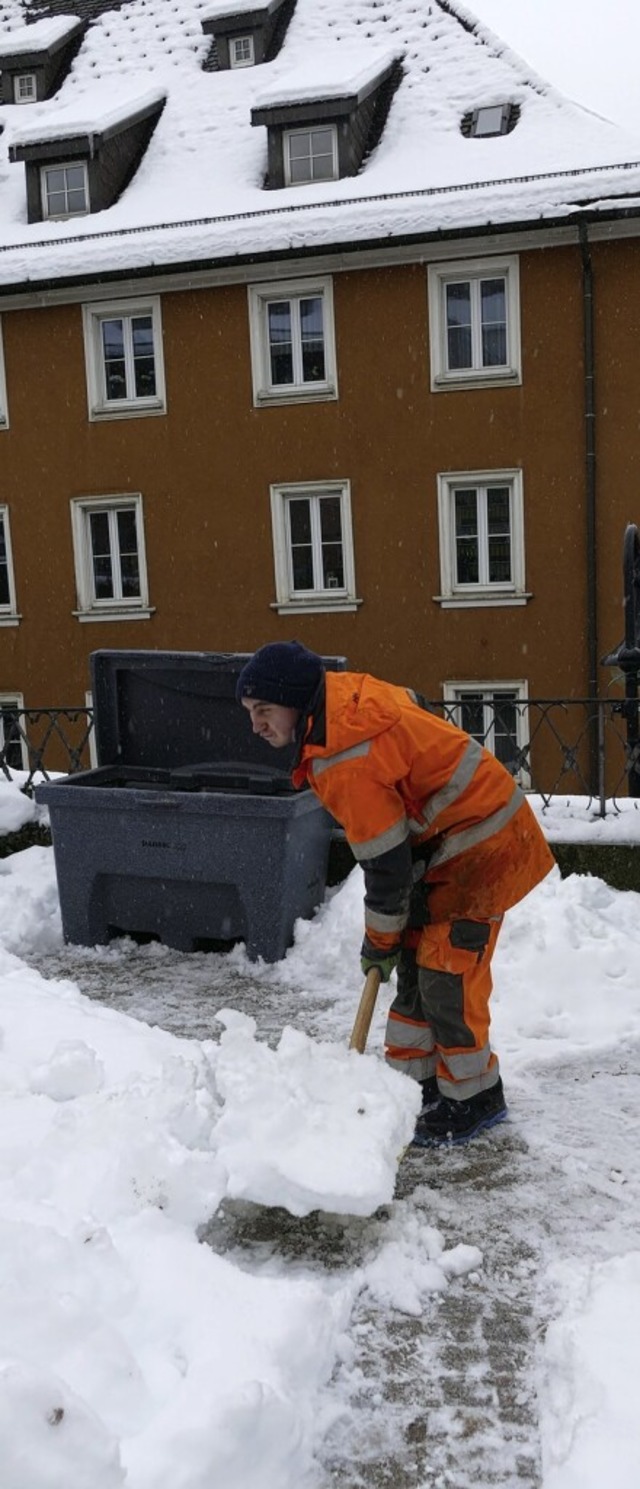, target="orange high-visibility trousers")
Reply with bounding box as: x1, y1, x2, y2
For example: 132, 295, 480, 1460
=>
385, 797, 551, 1097
385, 915, 502, 1098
